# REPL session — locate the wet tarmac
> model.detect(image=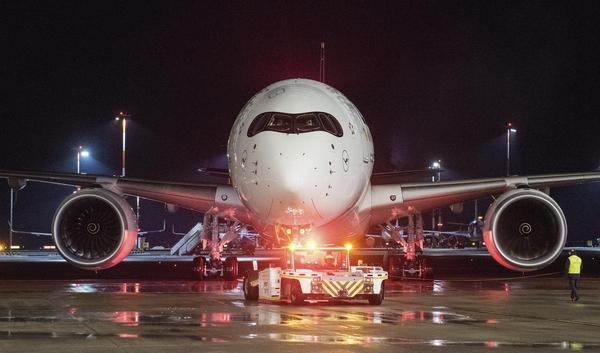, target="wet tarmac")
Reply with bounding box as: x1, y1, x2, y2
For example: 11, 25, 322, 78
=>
0, 278, 598, 352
